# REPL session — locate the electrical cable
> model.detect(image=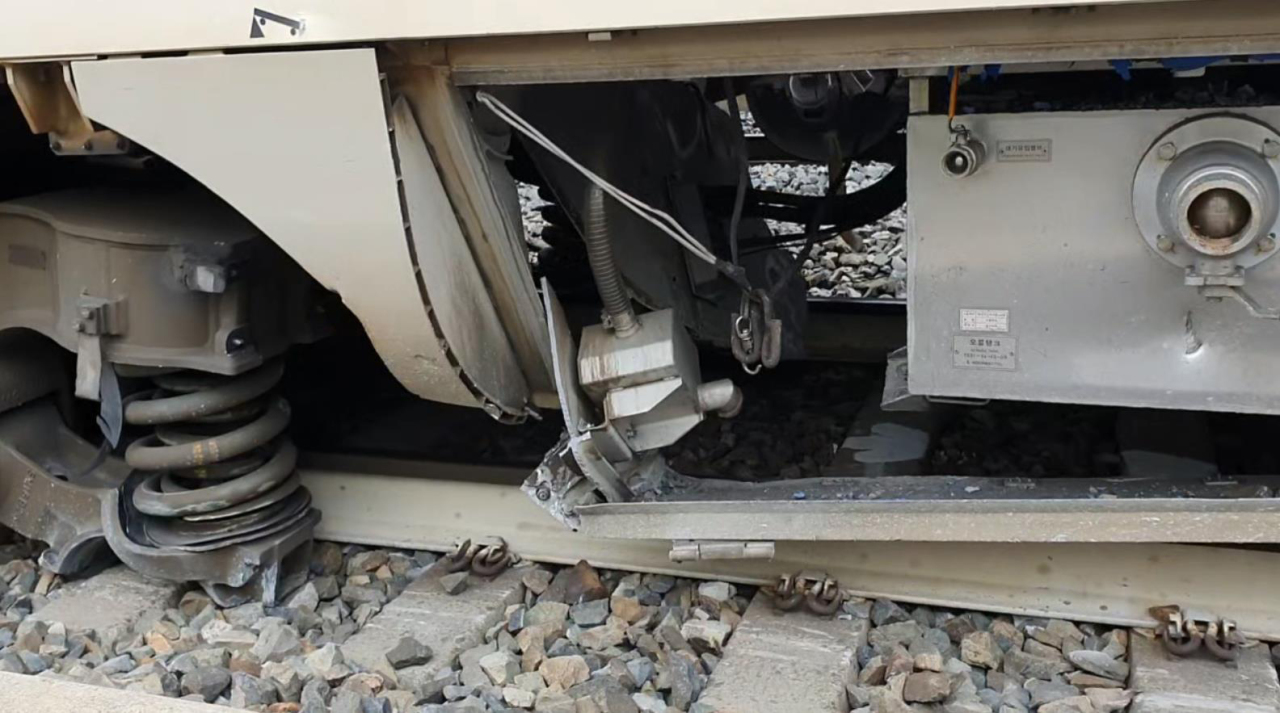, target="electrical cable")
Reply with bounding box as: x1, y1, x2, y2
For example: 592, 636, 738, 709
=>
475, 91, 721, 267
722, 78, 749, 266
948, 66, 961, 132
